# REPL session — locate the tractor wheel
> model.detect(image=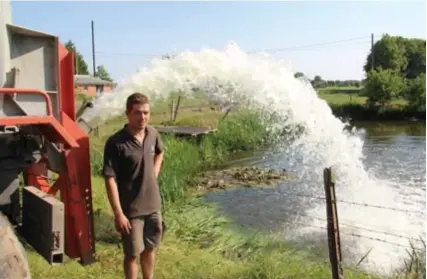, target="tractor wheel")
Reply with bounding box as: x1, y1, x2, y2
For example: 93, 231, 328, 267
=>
0, 213, 31, 279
